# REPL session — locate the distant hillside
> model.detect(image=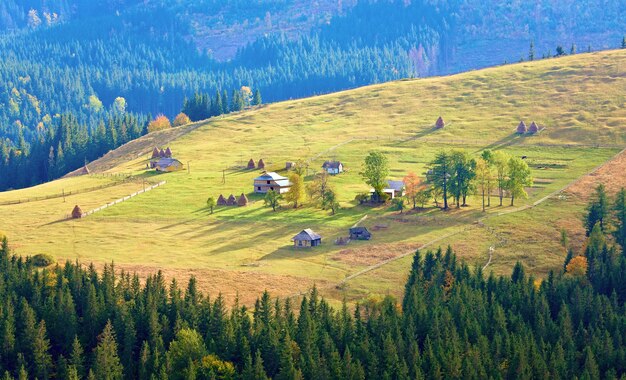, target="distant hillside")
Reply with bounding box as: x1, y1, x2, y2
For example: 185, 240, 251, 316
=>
0, 0, 624, 191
